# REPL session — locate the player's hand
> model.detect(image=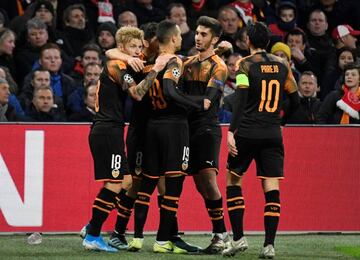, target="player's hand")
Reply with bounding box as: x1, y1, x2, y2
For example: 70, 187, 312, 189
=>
153, 54, 175, 72
227, 131, 238, 157
203, 99, 211, 110
128, 57, 146, 72
217, 41, 233, 52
